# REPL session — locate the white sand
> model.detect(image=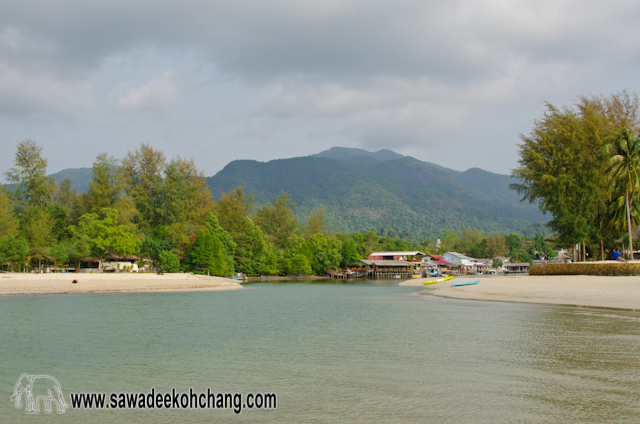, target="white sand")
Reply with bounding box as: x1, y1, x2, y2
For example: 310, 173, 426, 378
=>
400, 275, 640, 310
0, 272, 242, 296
